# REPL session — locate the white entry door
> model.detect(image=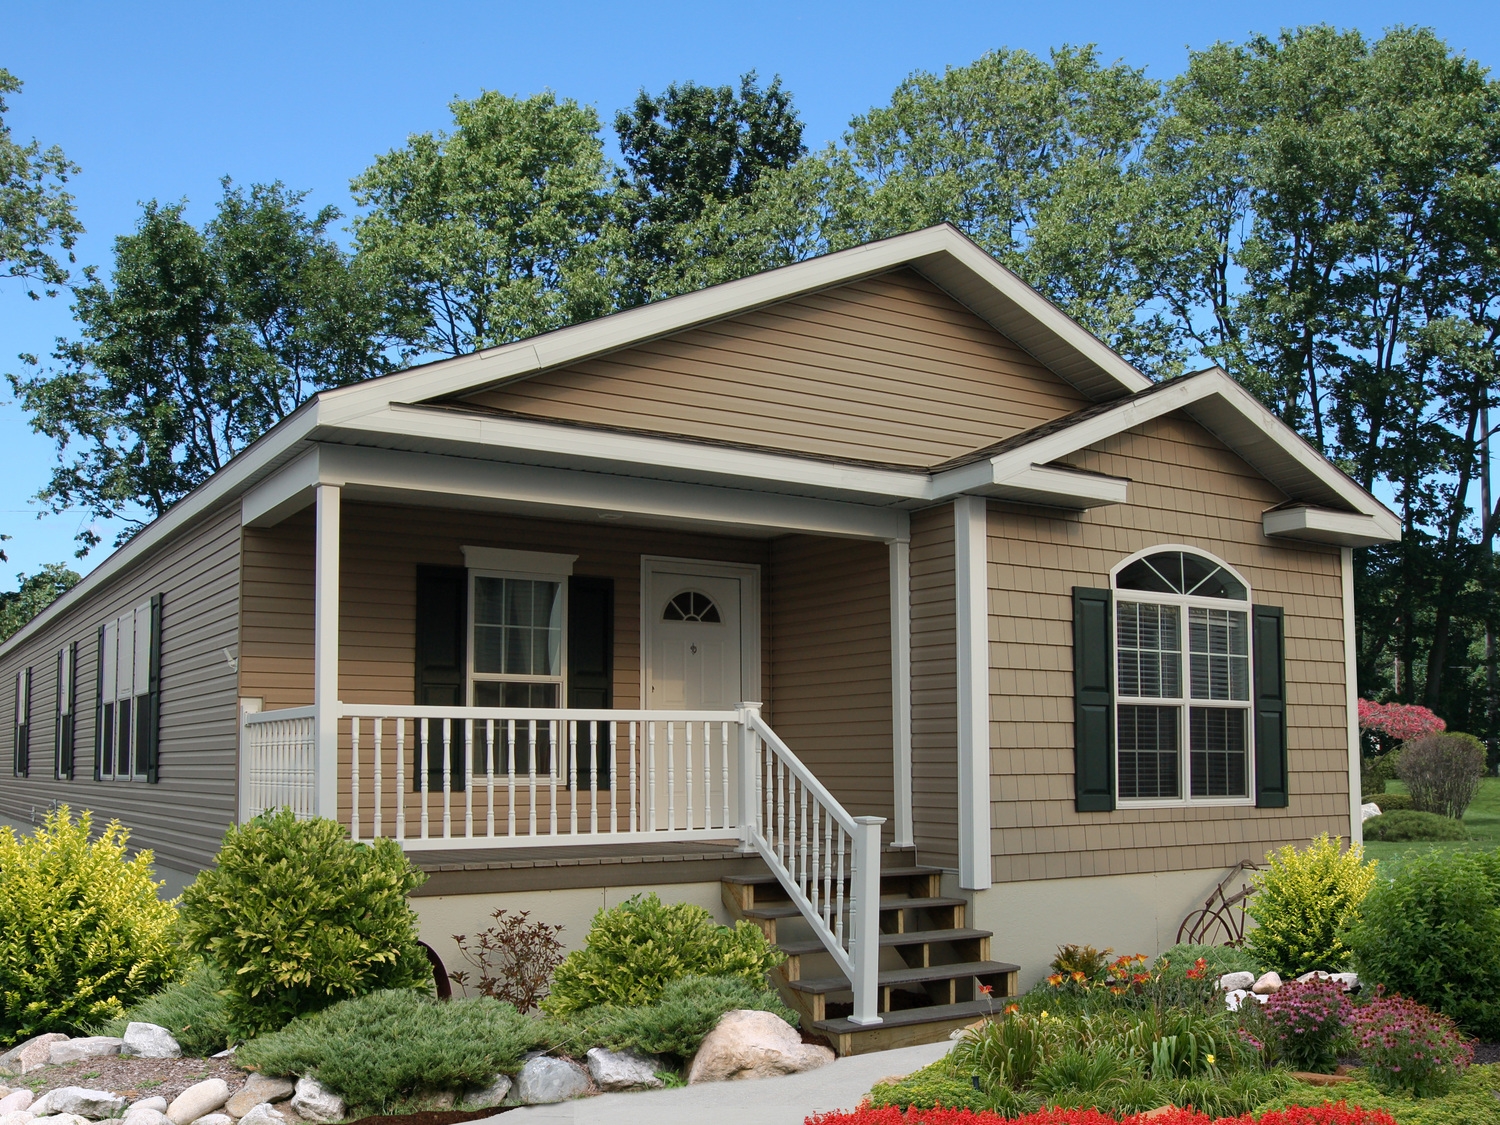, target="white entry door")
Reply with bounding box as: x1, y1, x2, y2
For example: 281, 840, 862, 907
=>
645, 567, 746, 710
